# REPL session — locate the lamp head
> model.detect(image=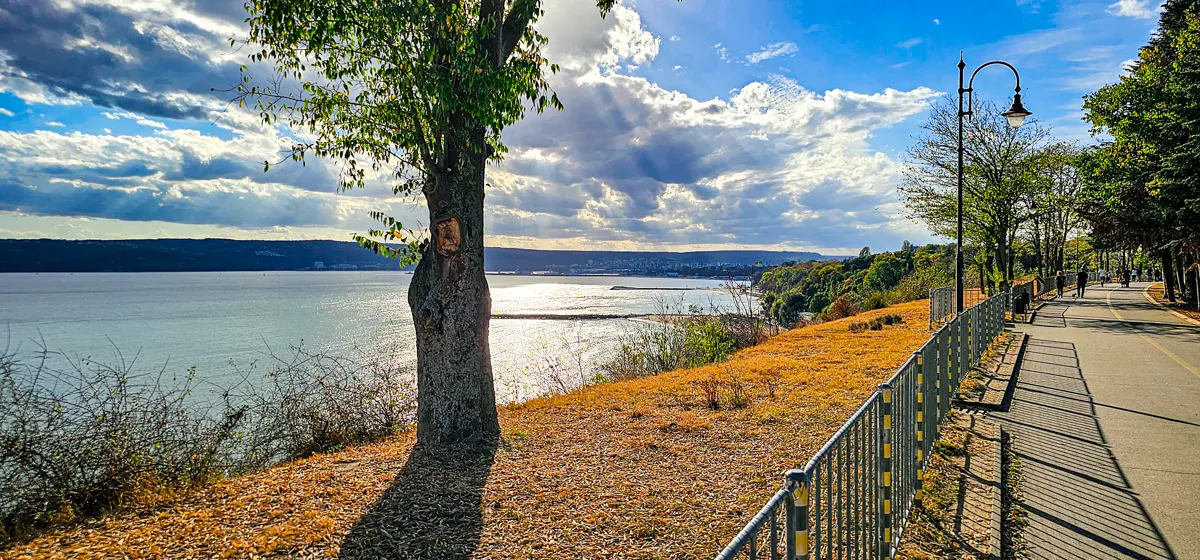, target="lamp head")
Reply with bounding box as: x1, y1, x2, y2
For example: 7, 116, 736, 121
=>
1002, 93, 1032, 128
